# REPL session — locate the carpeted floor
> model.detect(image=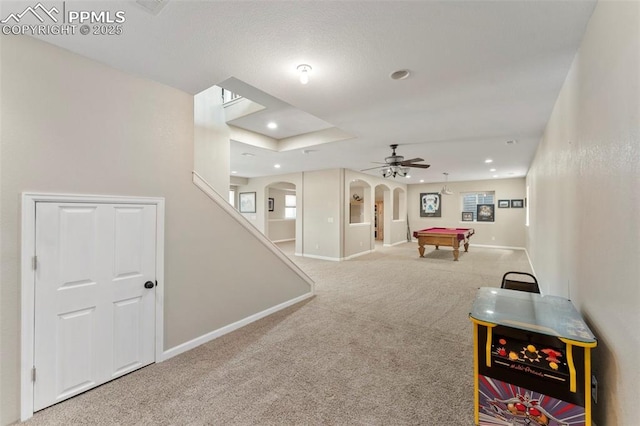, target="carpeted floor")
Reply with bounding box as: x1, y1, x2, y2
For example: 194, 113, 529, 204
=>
24, 242, 532, 425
